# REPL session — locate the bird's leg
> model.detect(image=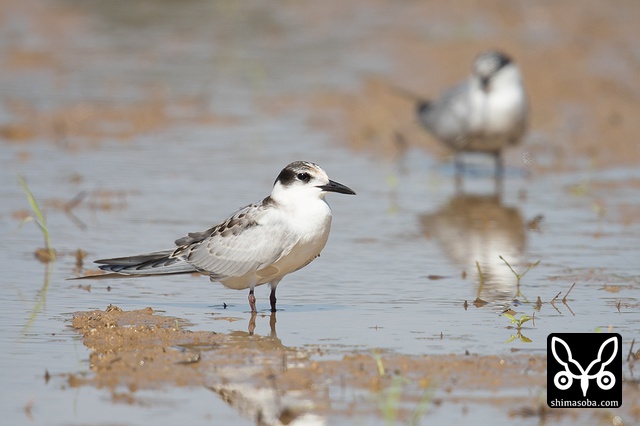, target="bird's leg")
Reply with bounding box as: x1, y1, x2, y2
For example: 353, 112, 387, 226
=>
454, 154, 464, 193
248, 288, 257, 312
454, 153, 464, 177
494, 151, 504, 179
494, 151, 505, 194
270, 288, 277, 312
268, 279, 281, 313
